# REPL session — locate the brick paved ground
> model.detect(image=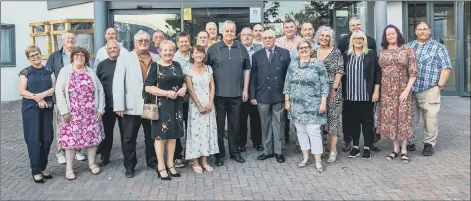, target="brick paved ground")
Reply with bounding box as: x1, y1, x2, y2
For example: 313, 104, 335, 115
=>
1, 97, 470, 200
